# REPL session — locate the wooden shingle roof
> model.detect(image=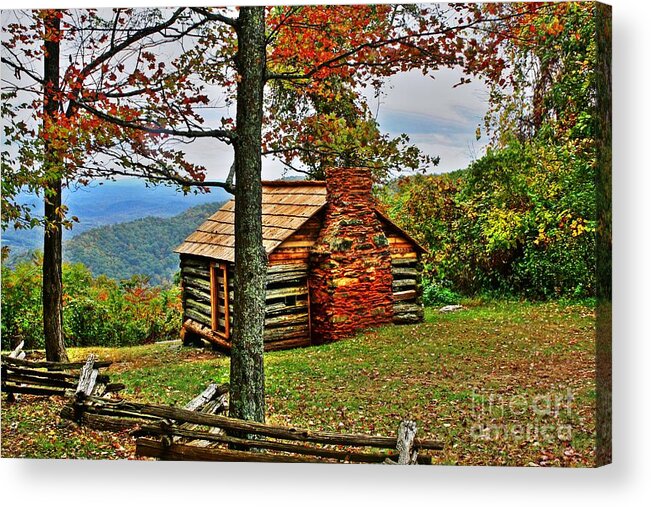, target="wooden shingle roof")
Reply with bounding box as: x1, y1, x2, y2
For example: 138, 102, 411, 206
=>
175, 181, 327, 263
175, 179, 427, 262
